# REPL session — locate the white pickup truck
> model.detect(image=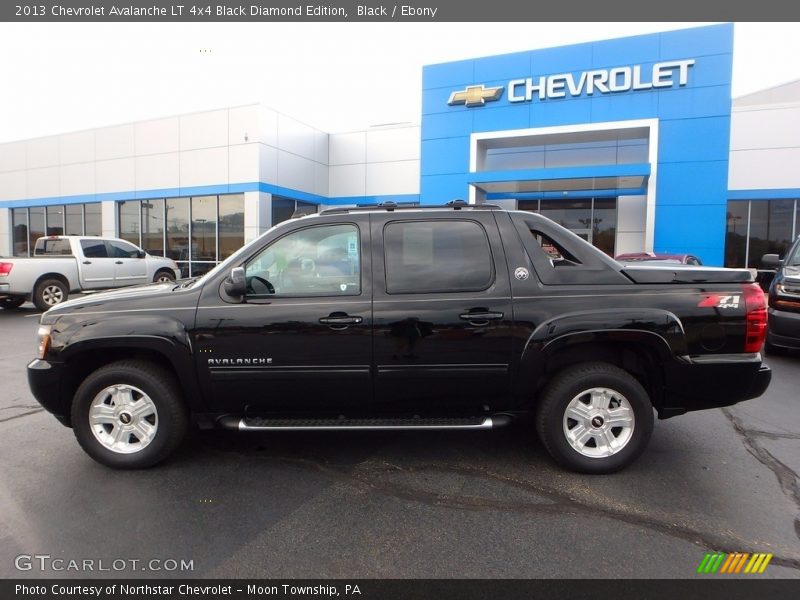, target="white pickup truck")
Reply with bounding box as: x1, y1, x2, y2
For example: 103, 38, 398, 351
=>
0, 236, 181, 310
